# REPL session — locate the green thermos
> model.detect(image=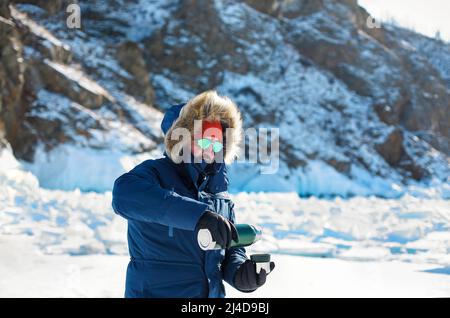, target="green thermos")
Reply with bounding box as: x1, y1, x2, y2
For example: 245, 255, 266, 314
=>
197, 223, 262, 250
